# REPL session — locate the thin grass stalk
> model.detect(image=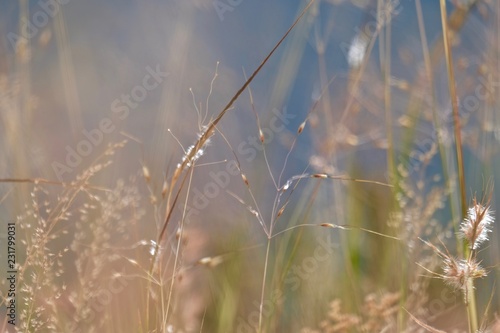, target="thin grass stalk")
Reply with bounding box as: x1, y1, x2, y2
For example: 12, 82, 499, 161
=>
377, 0, 385, 74
145, 167, 191, 330
466, 270, 479, 333
315, 20, 358, 316
381, 3, 405, 329
54, 2, 83, 135
164, 165, 195, 326
399, 1, 477, 237
415, 0, 463, 256
383, 0, 394, 186
258, 238, 272, 333
14, 0, 32, 206
439, 0, 467, 222
439, 0, 477, 331
316, 23, 358, 316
